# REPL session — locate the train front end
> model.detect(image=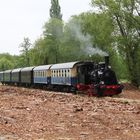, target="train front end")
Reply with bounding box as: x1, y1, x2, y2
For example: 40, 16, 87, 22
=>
76, 56, 123, 96
94, 56, 123, 96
